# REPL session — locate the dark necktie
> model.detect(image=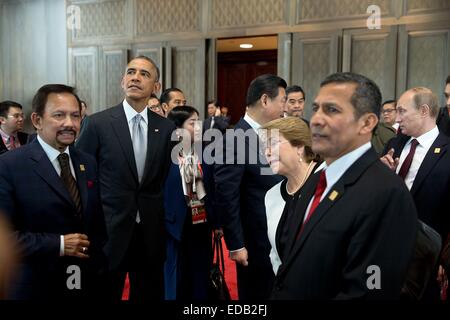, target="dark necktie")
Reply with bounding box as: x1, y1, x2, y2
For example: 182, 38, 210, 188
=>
398, 139, 419, 180
296, 170, 327, 239
57, 153, 82, 217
